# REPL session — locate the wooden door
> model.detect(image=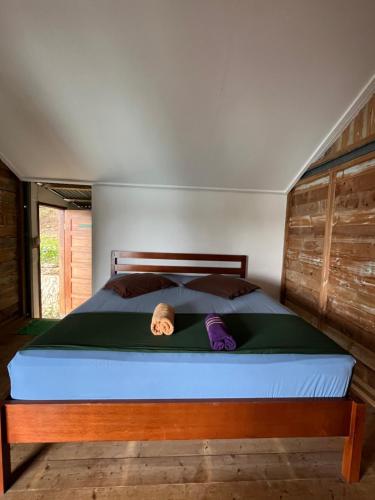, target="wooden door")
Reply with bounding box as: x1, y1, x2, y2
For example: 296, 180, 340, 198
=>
64, 210, 92, 314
